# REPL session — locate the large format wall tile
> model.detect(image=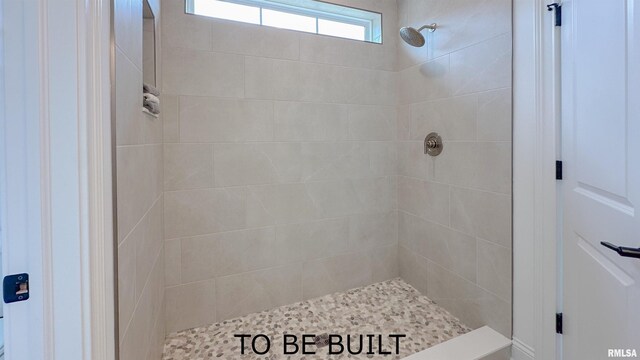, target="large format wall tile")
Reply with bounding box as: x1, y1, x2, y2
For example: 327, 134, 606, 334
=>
410, 95, 477, 141
180, 234, 218, 282
426, 261, 511, 337
348, 105, 397, 140
432, 141, 512, 194
164, 143, 214, 190
302, 252, 372, 300
398, 211, 428, 254
162, 95, 179, 142
398, 245, 427, 294
477, 88, 512, 141
449, 186, 512, 248
114, 0, 142, 69
157, 1, 514, 346
398, 0, 511, 69
163, 47, 244, 97
423, 219, 477, 282
117, 144, 163, 242
135, 198, 164, 300
115, 49, 144, 146
210, 20, 300, 60
450, 34, 512, 96
477, 238, 512, 302
121, 253, 164, 359
274, 102, 349, 141
118, 231, 136, 340
370, 245, 400, 282
165, 280, 216, 333
399, 56, 451, 104
397, 106, 411, 141
398, 142, 429, 179
245, 57, 303, 101
159, 0, 510, 341
213, 143, 303, 186
164, 239, 181, 287
161, 0, 211, 51
164, 188, 248, 238
116, 0, 164, 357
298, 63, 396, 105
397, 0, 512, 339
179, 97, 274, 143
216, 264, 302, 321
215, 227, 299, 276
348, 211, 397, 251
276, 218, 350, 261
398, 176, 450, 226
249, 184, 319, 225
